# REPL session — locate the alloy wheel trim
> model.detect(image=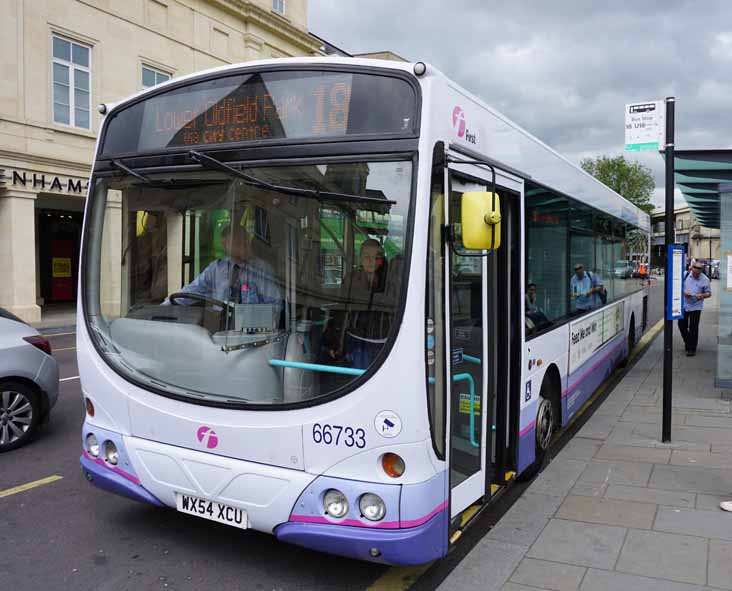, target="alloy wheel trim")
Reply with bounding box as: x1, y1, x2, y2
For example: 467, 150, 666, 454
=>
0, 390, 33, 445
535, 398, 554, 451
